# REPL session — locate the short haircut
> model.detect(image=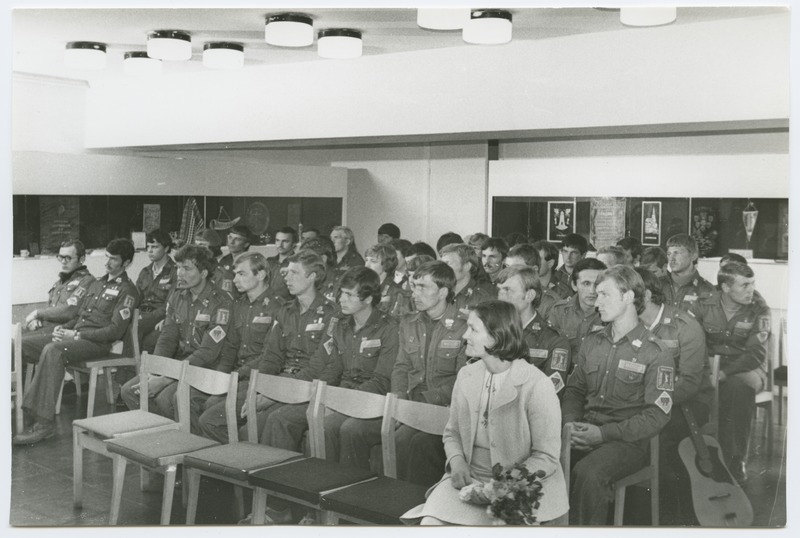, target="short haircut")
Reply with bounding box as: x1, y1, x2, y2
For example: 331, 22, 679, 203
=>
301, 236, 336, 268
277, 226, 298, 244
174, 244, 215, 276
146, 229, 173, 251
365, 243, 399, 276
505, 232, 528, 248
571, 257, 607, 285
497, 266, 542, 309
194, 228, 222, 257
106, 238, 135, 264
597, 245, 631, 267
303, 228, 320, 237
532, 240, 559, 276
720, 252, 748, 267
235, 252, 272, 283
436, 232, 464, 253
391, 238, 413, 258
641, 246, 668, 268
507, 243, 540, 268
287, 250, 327, 290
482, 237, 509, 259
596, 265, 646, 315
331, 226, 359, 257
439, 243, 480, 276
407, 254, 435, 273
472, 300, 528, 362
666, 233, 698, 257
377, 223, 401, 240
410, 241, 437, 259
468, 233, 489, 250
228, 224, 251, 243
413, 260, 456, 303
340, 266, 382, 306
616, 237, 643, 260
562, 233, 589, 255
635, 266, 664, 306
717, 261, 754, 288
61, 238, 86, 260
